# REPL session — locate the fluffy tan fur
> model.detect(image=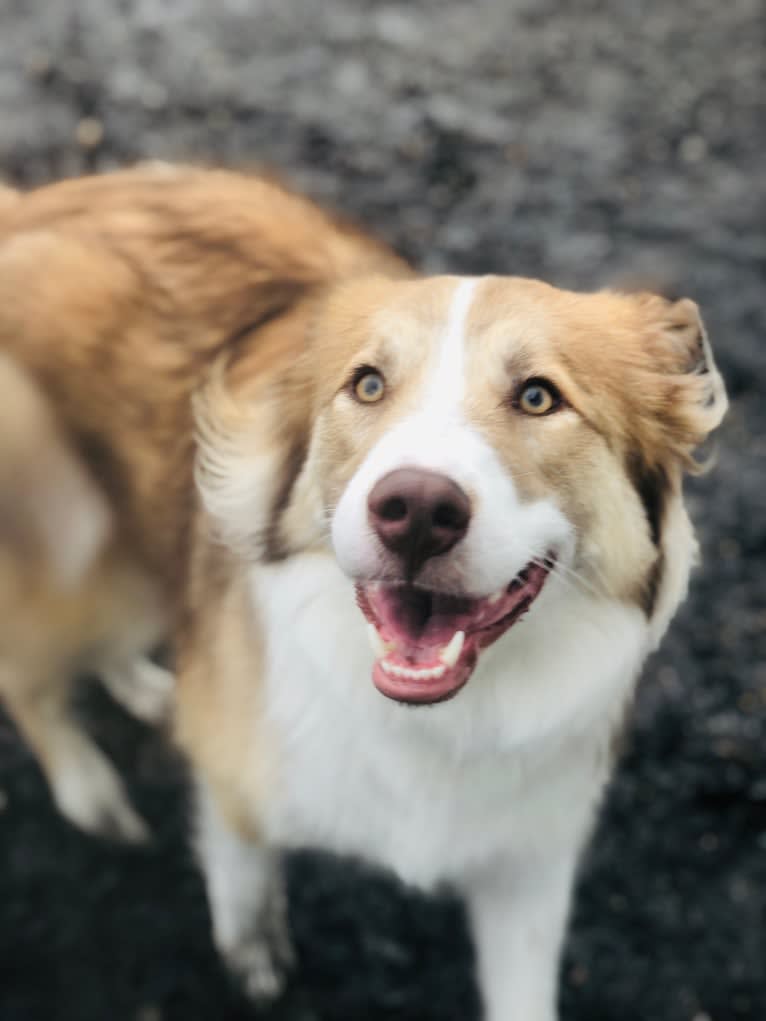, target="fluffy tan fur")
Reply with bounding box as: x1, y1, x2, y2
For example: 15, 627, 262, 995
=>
0, 165, 726, 856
